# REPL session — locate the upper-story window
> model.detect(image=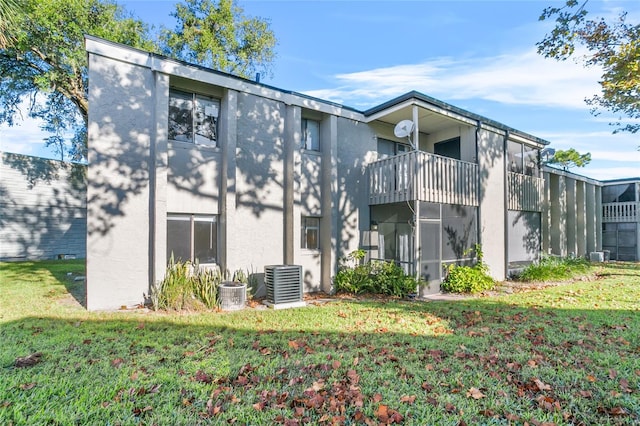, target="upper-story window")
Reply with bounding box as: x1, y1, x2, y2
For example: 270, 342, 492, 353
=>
508, 141, 539, 177
302, 118, 320, 151
168, 89, 219, 147
602, 183, 638, 203
377, 138, 409, 160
